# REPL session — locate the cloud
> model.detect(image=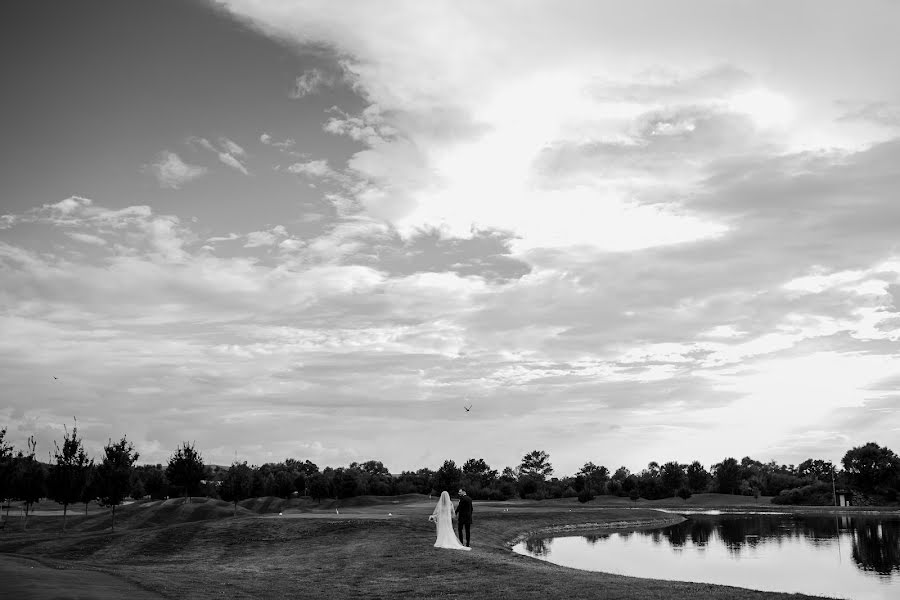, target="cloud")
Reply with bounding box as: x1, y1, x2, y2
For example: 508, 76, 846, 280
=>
324, 105, 395, 145
244, 225, 287, 248
838, 101, 900, 127
286, 159, 334, 178
8, 2, 900, 473
188, 136, 250, 175
65, 232, 107, 246
217, 151, 249, 175
6, 190, 900, 471
143, 151, 207, 189
220, 137, 246, 157
219, 0, 900, 256
260, 132, 296, 148
290, 68, 334, 98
